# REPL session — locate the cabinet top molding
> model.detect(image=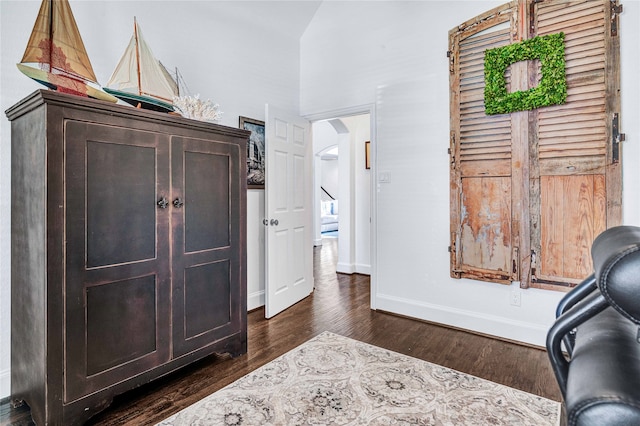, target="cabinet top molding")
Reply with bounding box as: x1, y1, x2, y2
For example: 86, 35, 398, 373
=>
5, 90, 251, 140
